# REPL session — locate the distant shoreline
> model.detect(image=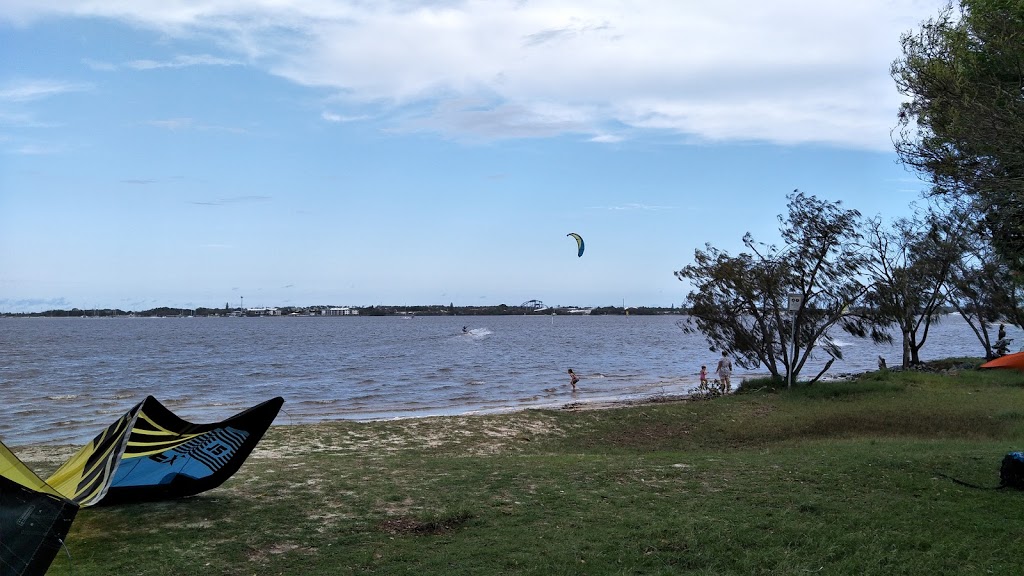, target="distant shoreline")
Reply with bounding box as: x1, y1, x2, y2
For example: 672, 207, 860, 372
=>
1, 304, 686, 318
